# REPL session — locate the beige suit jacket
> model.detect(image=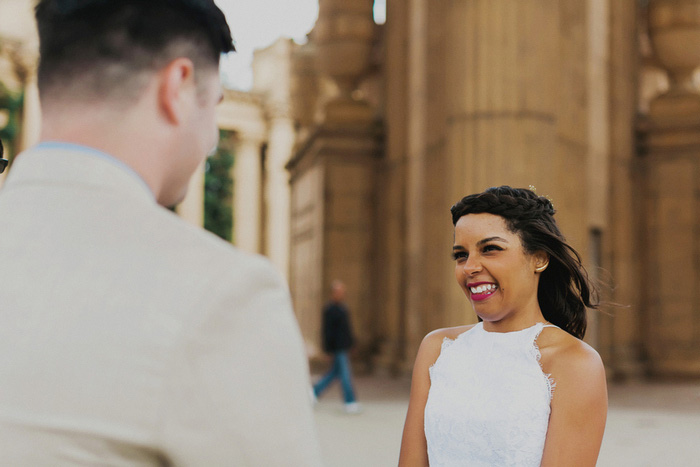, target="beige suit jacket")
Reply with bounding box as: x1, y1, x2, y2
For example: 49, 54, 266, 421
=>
0, 146, 322, 466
